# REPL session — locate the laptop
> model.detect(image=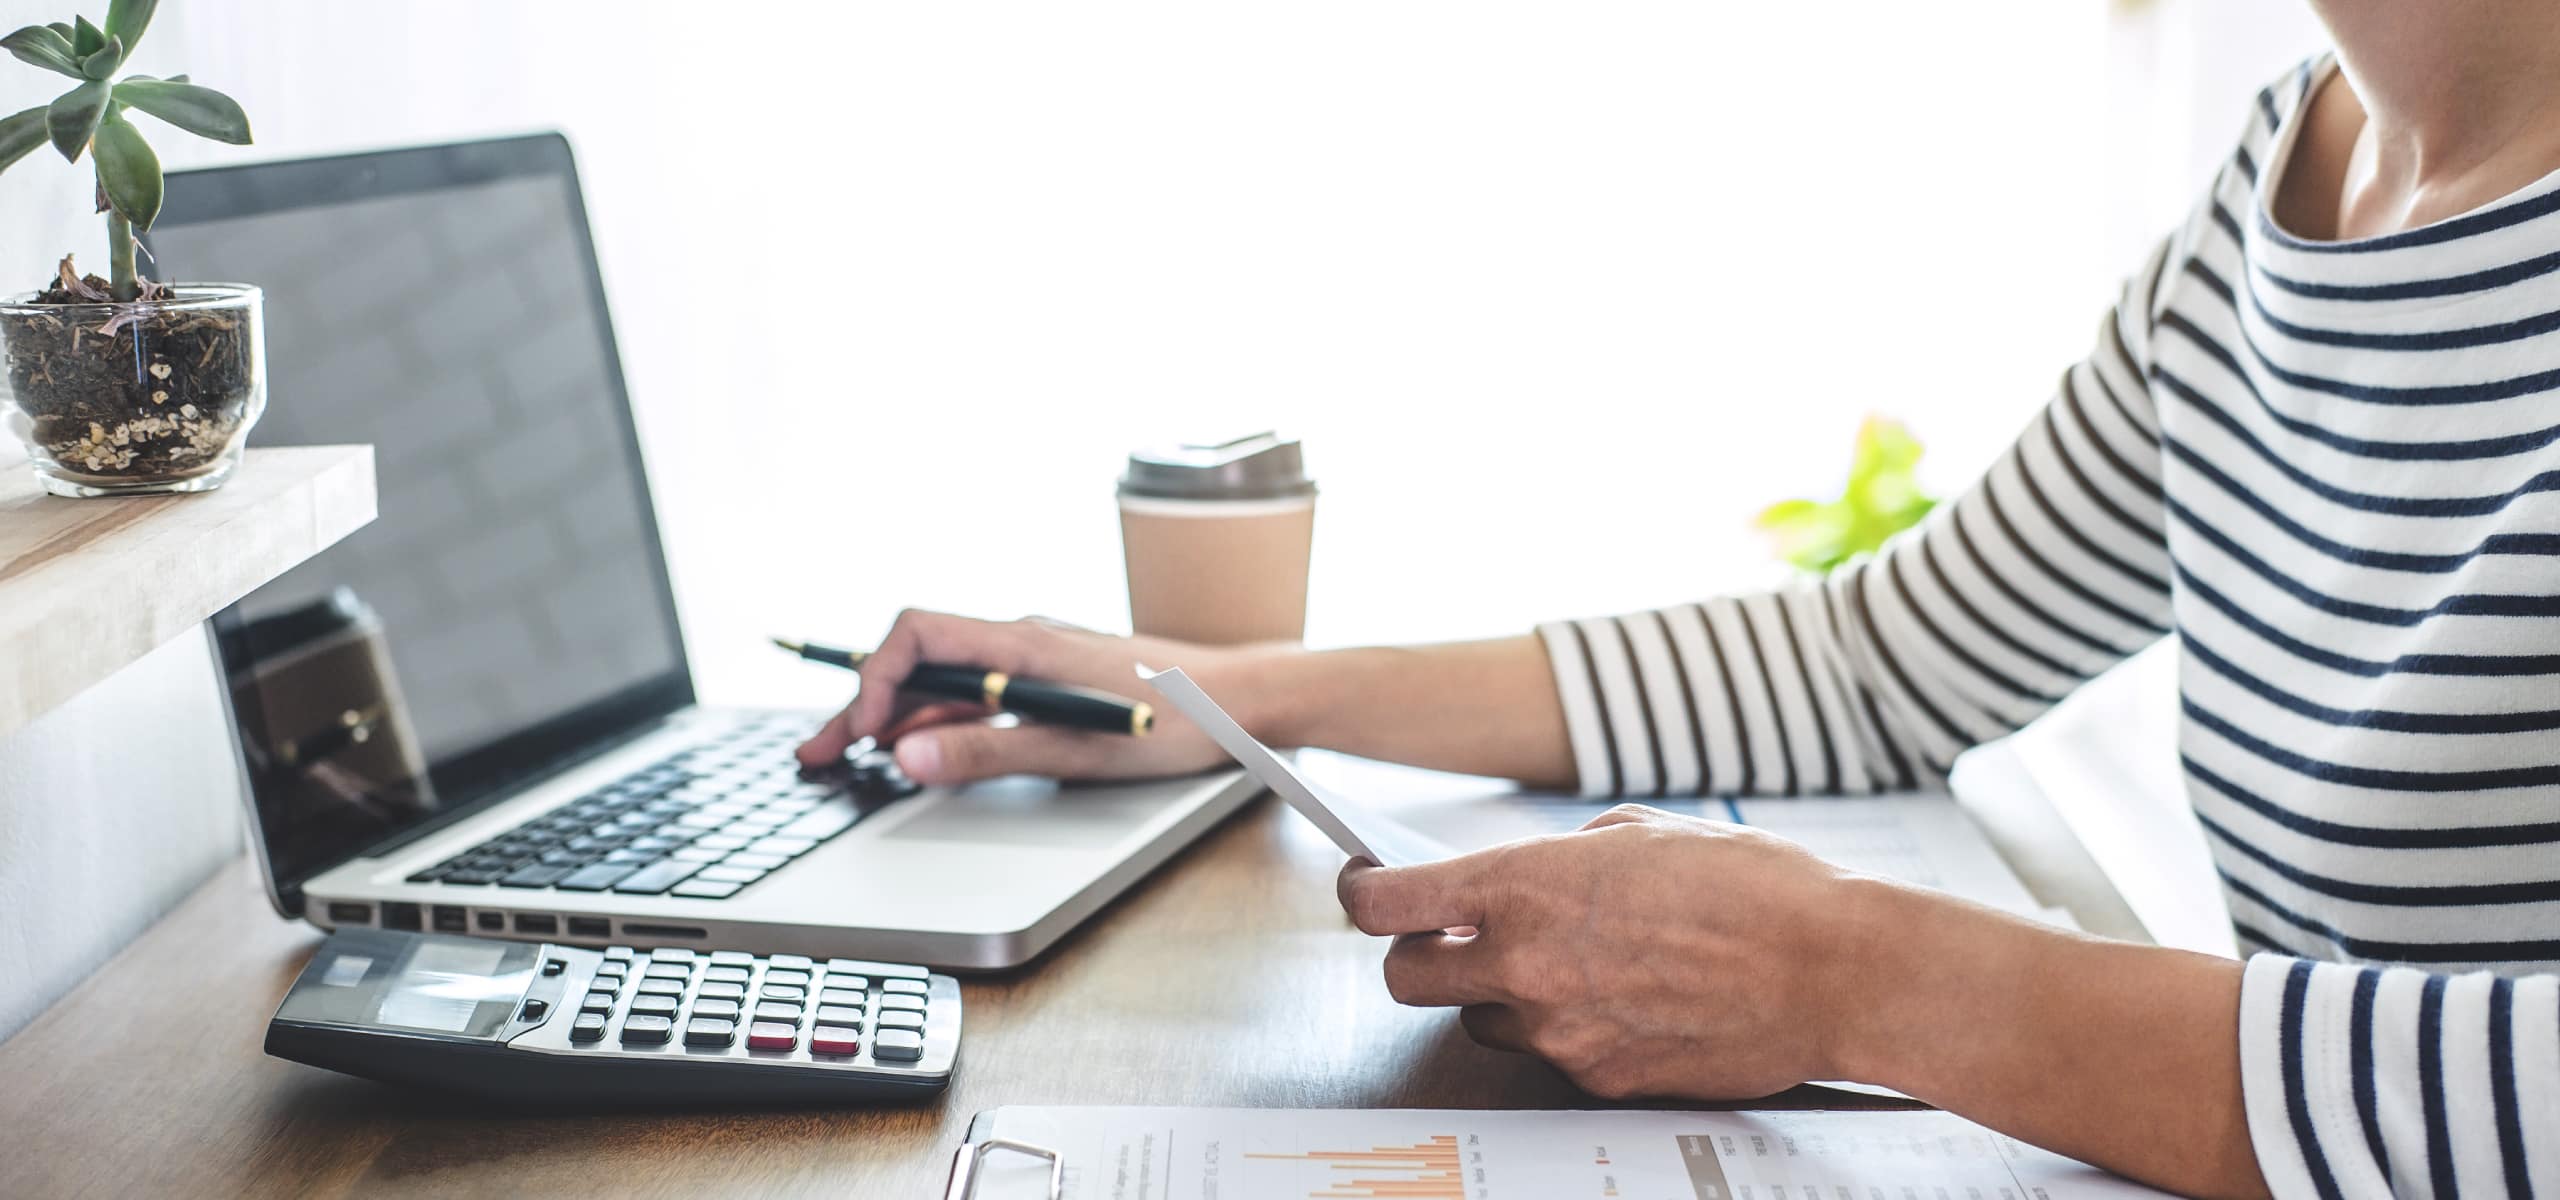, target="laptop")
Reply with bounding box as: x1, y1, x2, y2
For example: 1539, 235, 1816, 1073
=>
147, 134, 1260, 970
